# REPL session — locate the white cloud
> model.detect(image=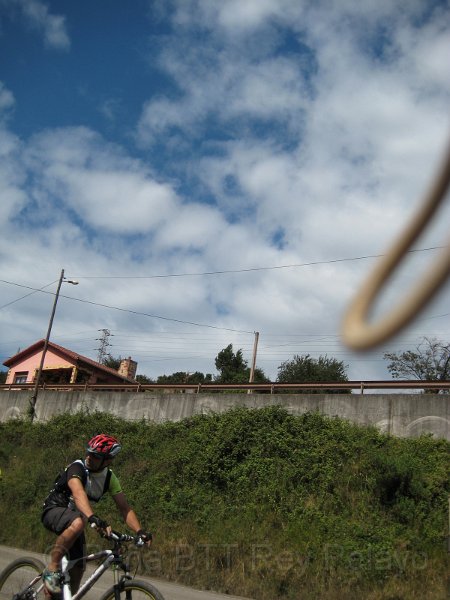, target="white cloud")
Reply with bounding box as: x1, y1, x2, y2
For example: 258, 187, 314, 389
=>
137, 24, 311, 145
0, 126, 27, 221
216, 0, 290, 30
50, 166, 179, 234
99, 98, 122, 123
0, 82, 15, 114
20, 127, 180, 233
18, 0, 70, 49
153, 203, 227, 251
167, 0, 300, 34
227, 57, 310, 122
